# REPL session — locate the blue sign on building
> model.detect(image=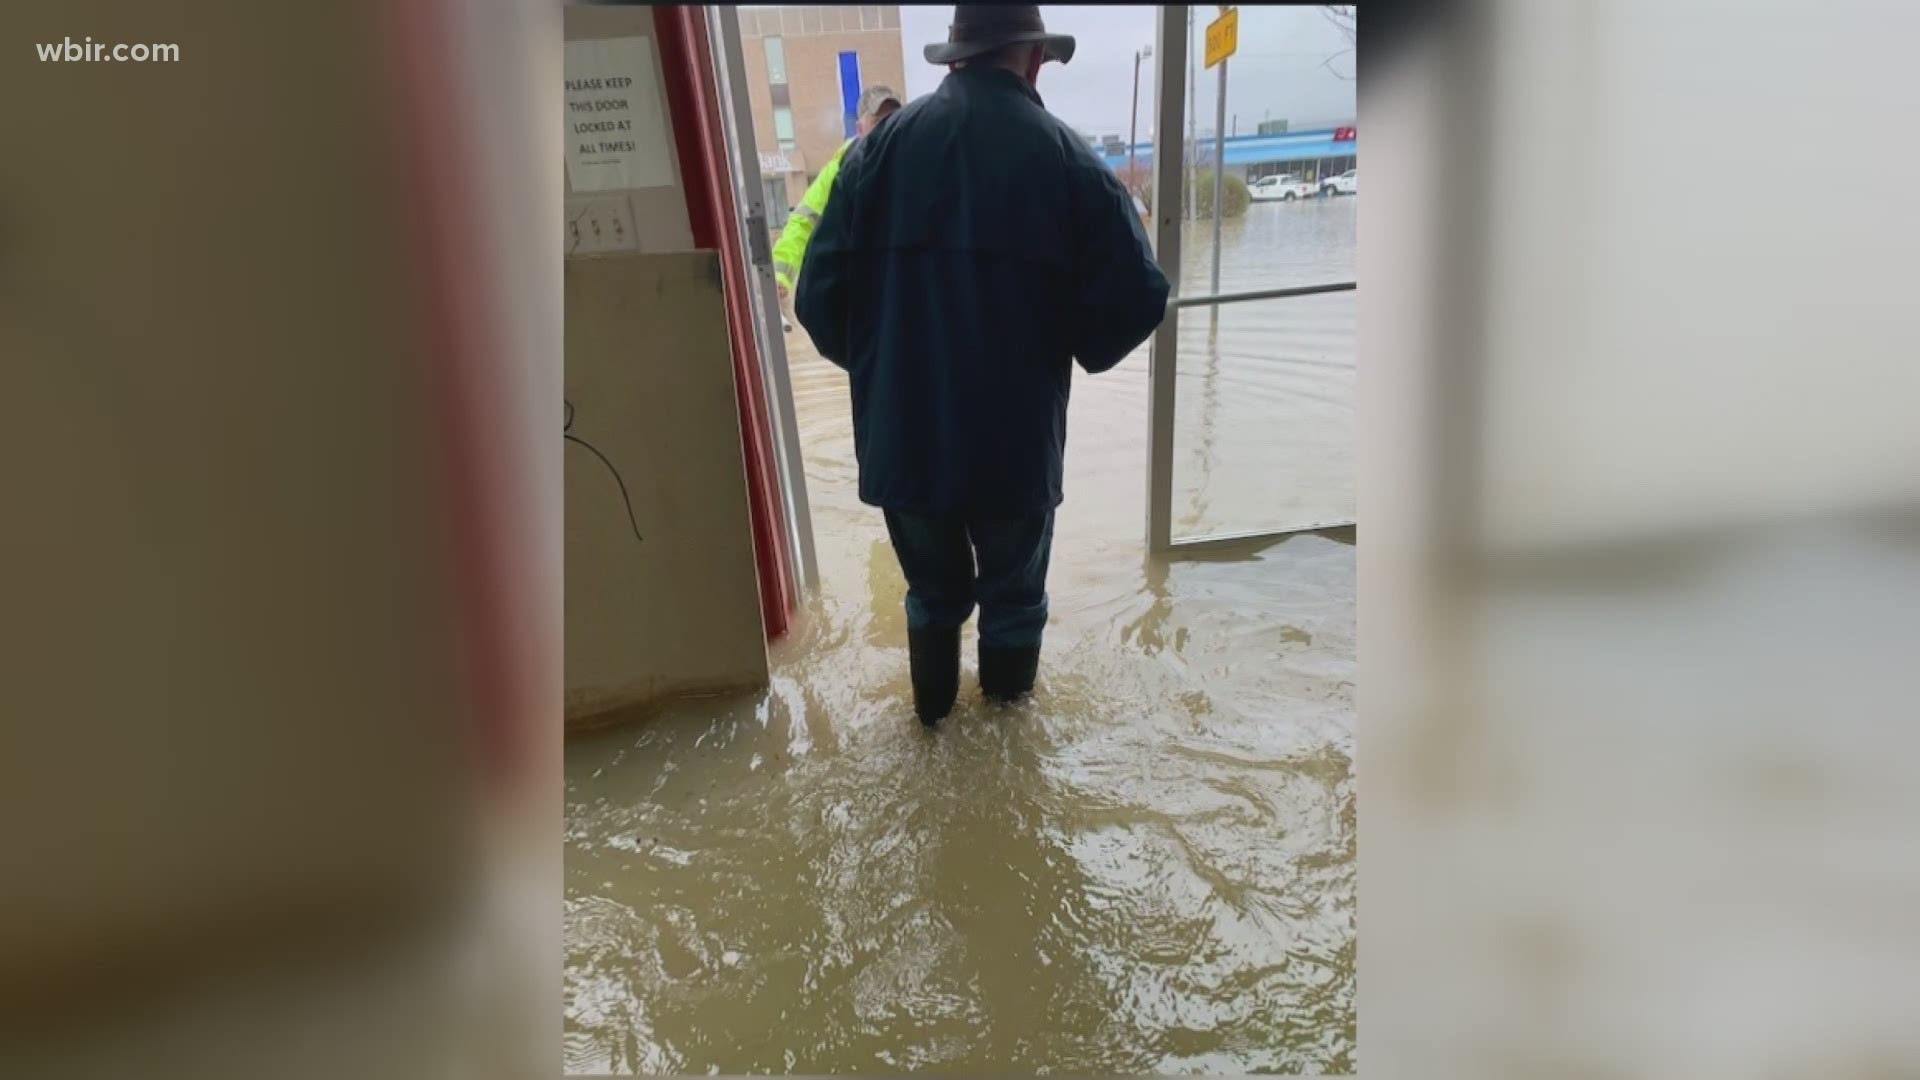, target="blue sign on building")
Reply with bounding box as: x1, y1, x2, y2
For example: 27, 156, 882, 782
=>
838, 51, 861, 138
